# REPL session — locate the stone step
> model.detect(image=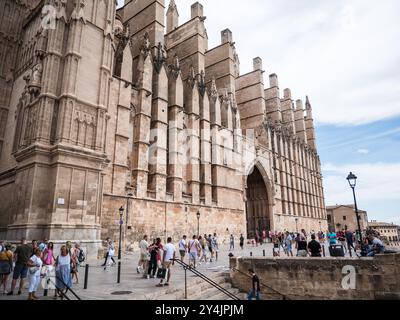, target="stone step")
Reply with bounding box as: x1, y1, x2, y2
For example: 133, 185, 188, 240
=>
189, 282, 233, 300
146, 272, 228, 300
